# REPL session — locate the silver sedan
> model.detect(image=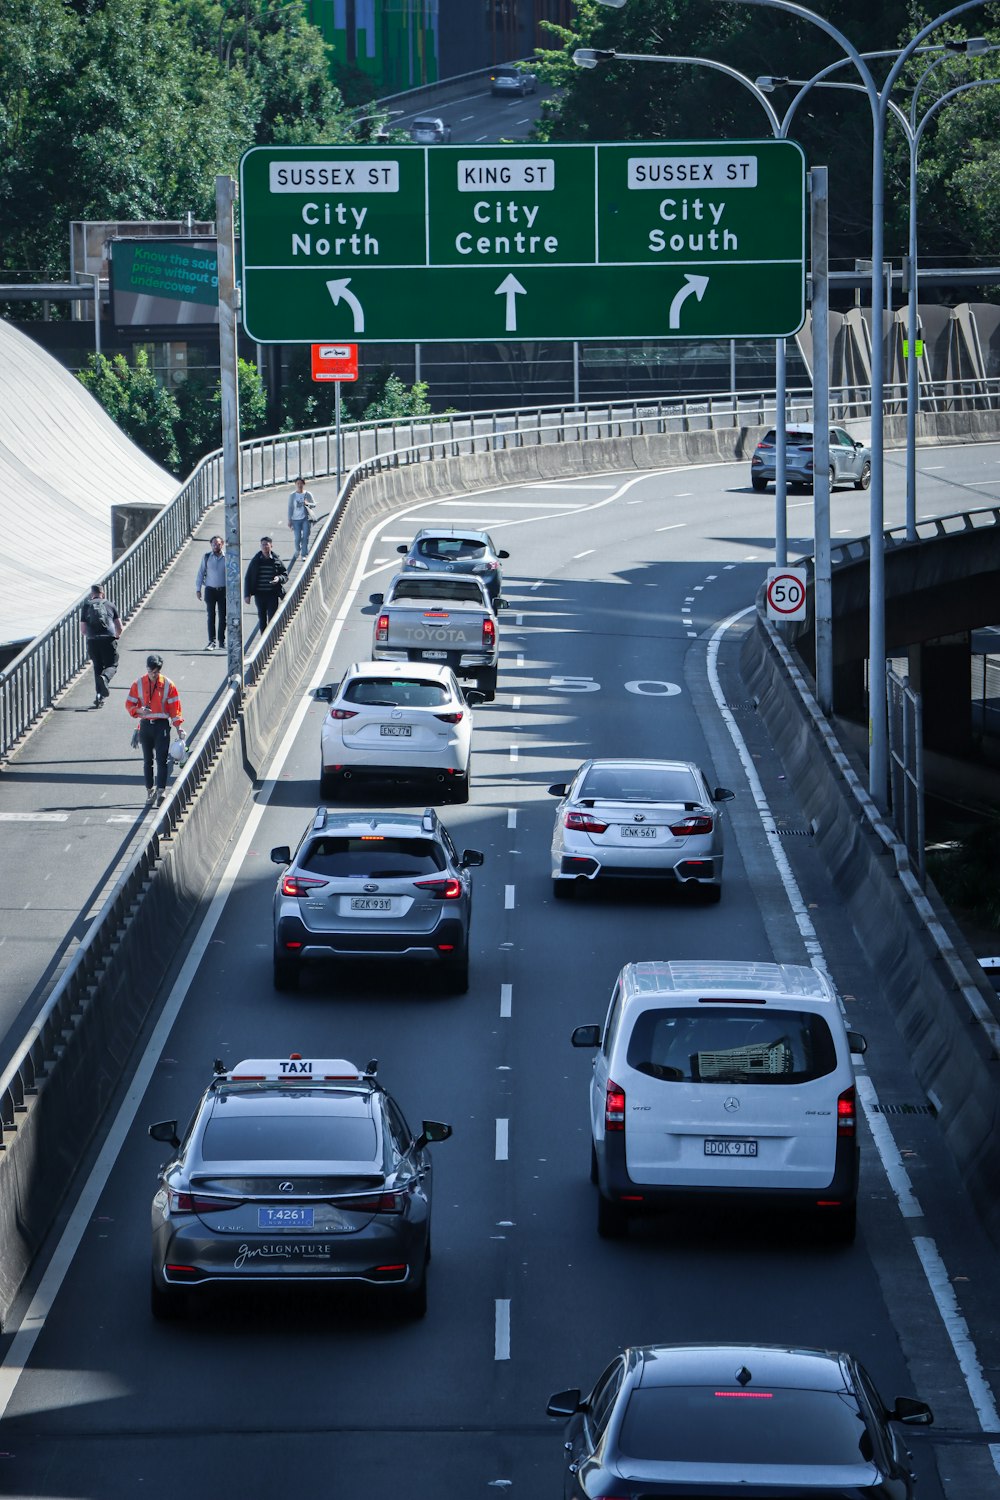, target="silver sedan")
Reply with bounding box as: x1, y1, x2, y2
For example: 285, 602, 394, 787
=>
548, 758, 735, 901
